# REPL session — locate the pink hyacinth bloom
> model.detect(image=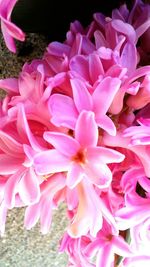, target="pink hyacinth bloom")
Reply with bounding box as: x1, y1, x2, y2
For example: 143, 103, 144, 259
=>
0, 0, 25, 52
103, 129, 150, 179
0, 103, 49, 209
67, 179, 117, 238
49, 77, 121, 135
115, 167, 150, 230
84, 221, 133, 267
34, 110, 124, 189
